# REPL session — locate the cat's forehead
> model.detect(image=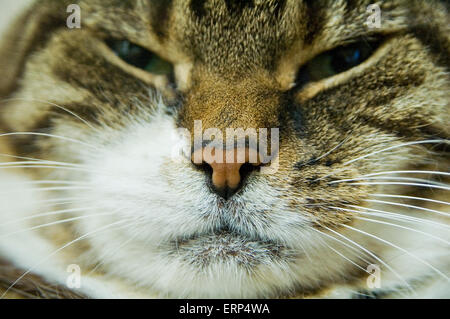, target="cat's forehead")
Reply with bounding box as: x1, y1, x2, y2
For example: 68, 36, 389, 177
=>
82, 0, 406, 72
